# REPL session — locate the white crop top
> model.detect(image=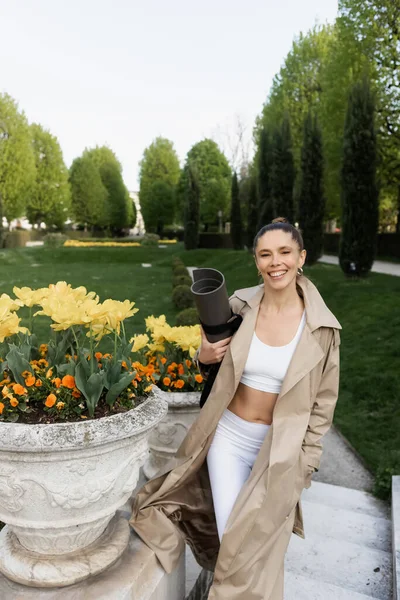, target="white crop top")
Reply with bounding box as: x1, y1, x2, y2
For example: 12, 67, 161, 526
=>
240, 311, 306, 394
